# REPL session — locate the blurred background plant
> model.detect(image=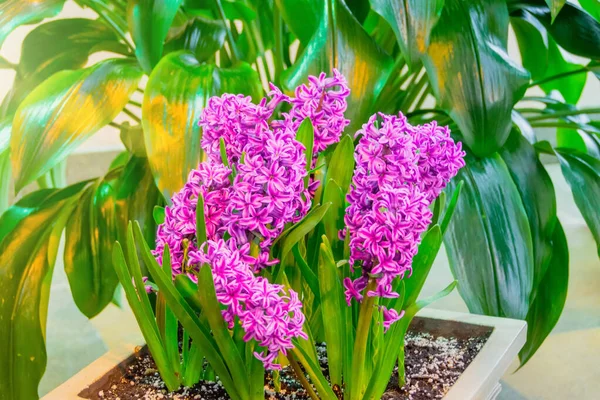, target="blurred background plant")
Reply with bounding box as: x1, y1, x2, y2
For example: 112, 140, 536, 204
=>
0, 0, 599, 399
